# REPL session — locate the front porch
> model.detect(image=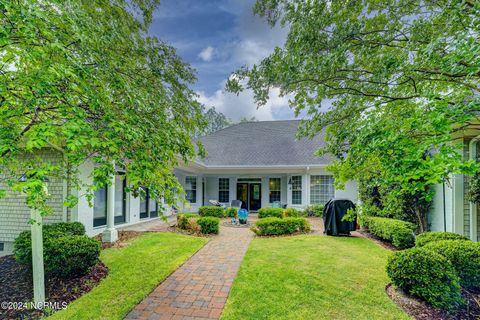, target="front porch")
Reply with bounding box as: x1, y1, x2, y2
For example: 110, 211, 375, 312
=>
173, 165, 358, 213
